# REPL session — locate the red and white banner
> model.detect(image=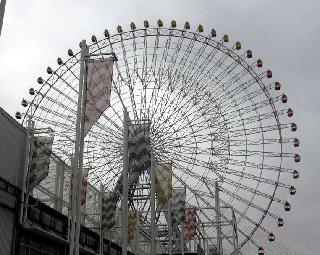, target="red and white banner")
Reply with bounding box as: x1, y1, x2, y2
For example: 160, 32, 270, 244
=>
184, 207, 197, 240
84, 57, 114, 135
81, 168, 89, 206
